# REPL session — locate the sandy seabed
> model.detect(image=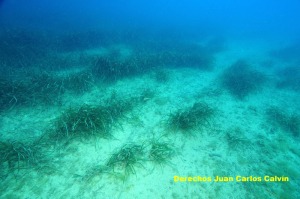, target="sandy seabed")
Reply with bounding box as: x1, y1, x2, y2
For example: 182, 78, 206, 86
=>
1, 38, 299, 199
